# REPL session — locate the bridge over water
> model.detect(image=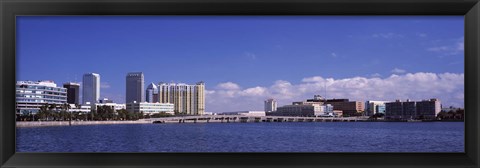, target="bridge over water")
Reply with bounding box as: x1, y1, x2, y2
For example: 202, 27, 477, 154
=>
140, 115, 370, 124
